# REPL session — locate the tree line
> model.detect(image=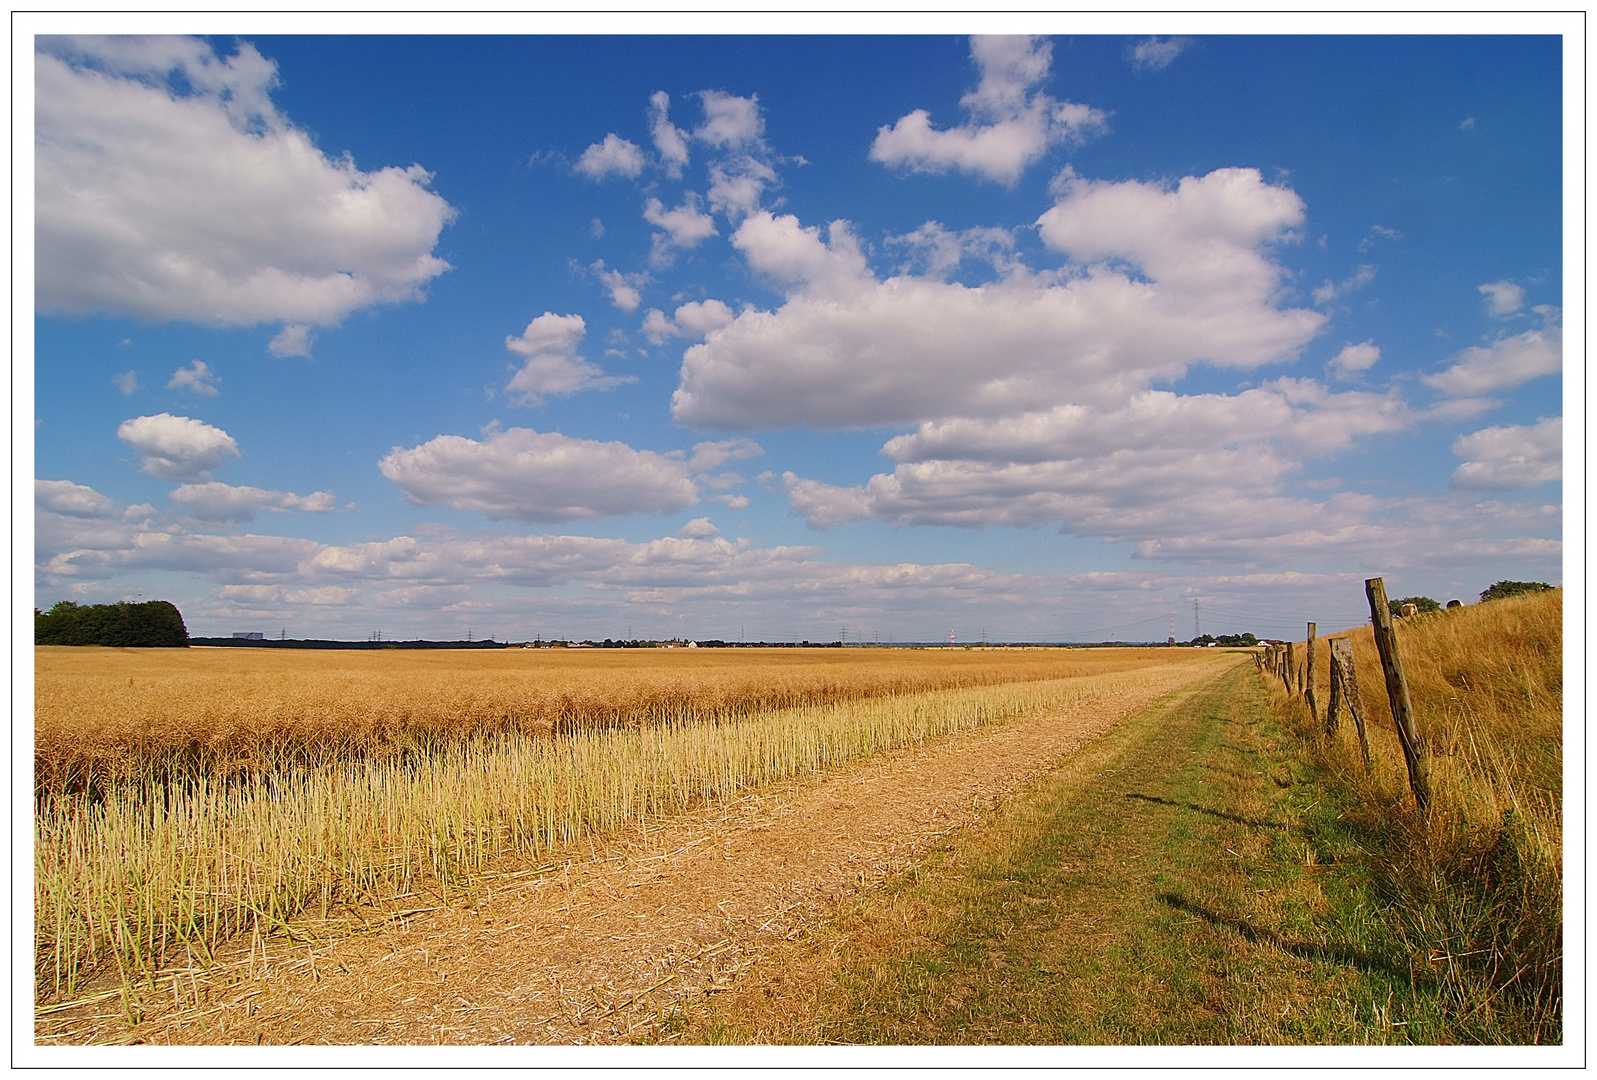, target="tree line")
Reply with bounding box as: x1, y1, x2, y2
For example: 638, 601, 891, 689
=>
35, 601, 189, 647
